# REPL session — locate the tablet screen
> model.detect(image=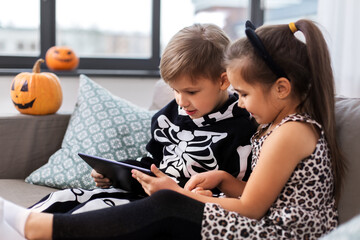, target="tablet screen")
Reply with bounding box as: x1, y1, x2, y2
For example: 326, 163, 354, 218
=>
78, 152, 153, 196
